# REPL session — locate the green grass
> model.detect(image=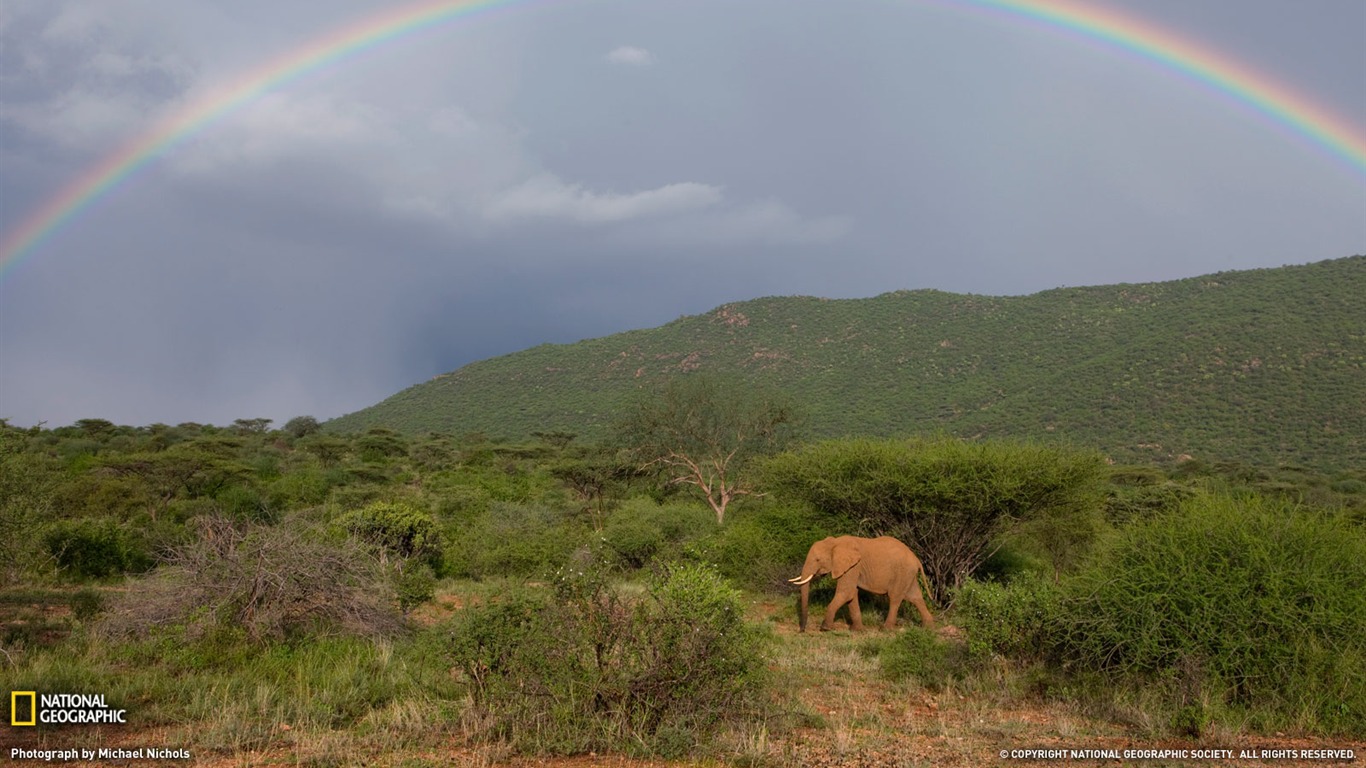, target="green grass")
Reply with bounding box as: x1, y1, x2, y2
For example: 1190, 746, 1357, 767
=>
0, 627, 463, 752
